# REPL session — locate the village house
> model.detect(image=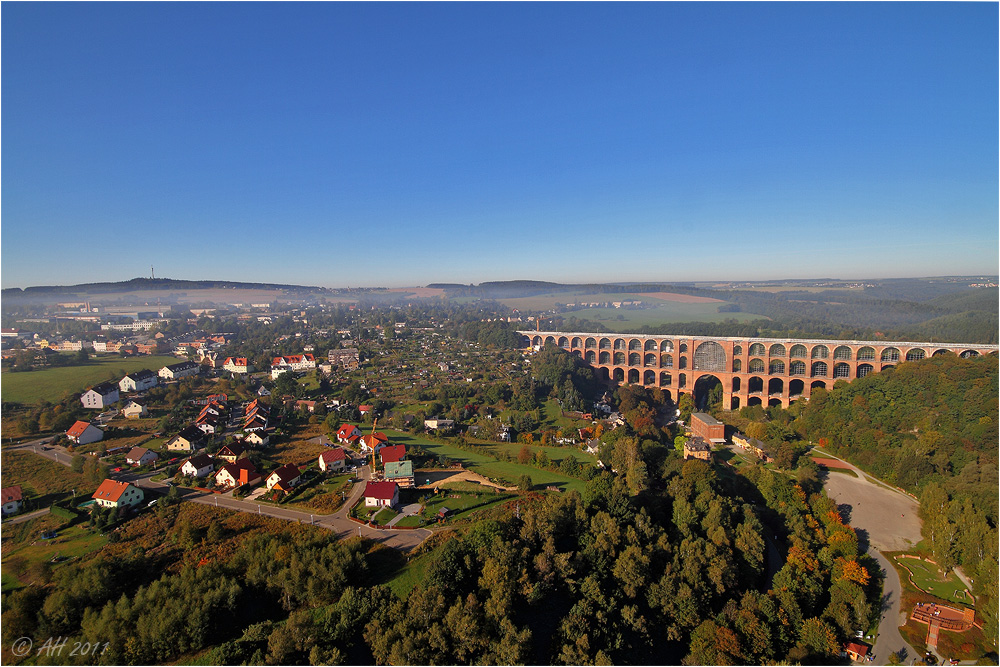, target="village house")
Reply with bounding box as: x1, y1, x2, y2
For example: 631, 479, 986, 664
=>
66, 420, 104, 446
215, 459, 262, 490
265, 463, 302, 494
243, 430, 270, 447
843, 642, 870, 662
384, 460, 414, 488
327, 347, 359, 370
270, 353, 316, 378
358, 404, 374, 416
158, 361, 201, 380
91, 479, 144, 509
318, 447, 347, 473
423, 417, 455, 431
217, 442, 248, 464
119, 369, 158, 393
81, 382, 120, 409
295, 400, 317, 413
683, 437, 713, 462
359, 432, 389, 456
126, 446, 159, 467
336, 424, 362, 445
363, 480, 399, 509
379, 444, 406, 465
180, 453, 215, 478
2, 486, 24, 516
165, 425, 206, 453
223, 357, 252, 374
121, 399, 148, 419
732, 433, 774, 463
